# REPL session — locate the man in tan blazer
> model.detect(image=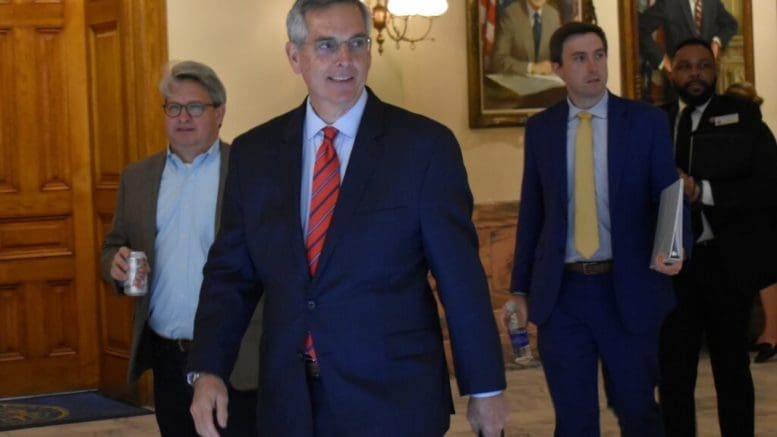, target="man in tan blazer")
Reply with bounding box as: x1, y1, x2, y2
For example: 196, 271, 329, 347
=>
491, 0, 562, 75
101, 60, 262, 437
